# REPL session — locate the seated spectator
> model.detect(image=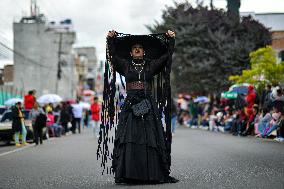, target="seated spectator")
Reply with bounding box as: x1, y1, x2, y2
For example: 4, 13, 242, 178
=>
275, 113, 284, 142
47, 111, 62, 137
201, 112, 209, 129
223, 107, 235, 132
255, 107, 272, 135
216, 112, 225, 132
242, 105, 260, 136
209, 110, 216, 131
231, 108, 247, 136
259, 106, 281, 138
